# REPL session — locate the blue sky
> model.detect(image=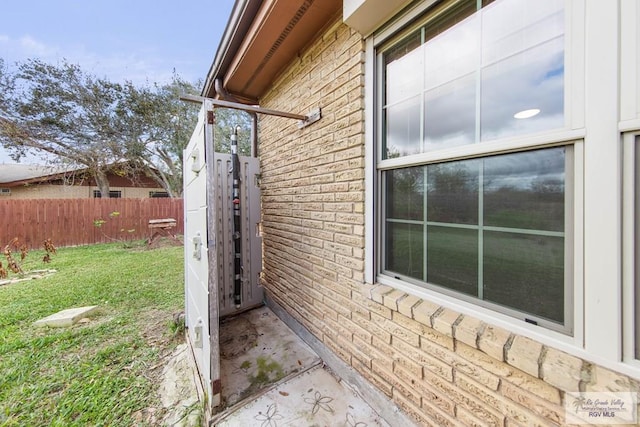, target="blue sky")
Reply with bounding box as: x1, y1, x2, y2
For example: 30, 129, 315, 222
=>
0, 0, 235, 163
